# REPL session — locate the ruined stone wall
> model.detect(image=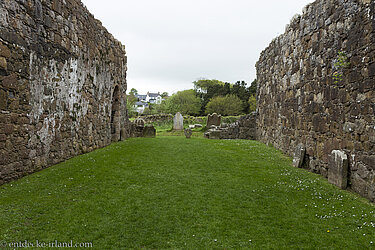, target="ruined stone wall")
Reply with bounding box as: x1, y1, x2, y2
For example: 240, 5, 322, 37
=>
0, 0, 128, 184
205, 113, 256, 140
256, 0, 375, 200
